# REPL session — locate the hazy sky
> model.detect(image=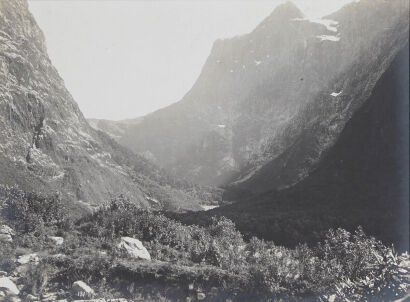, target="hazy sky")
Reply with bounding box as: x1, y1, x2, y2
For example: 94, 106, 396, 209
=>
28, 0, 355, 120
